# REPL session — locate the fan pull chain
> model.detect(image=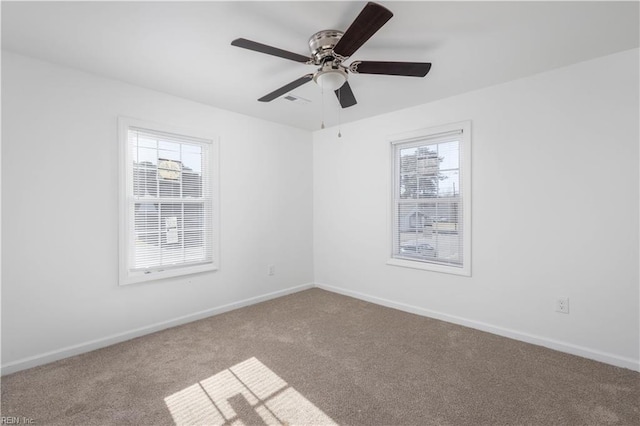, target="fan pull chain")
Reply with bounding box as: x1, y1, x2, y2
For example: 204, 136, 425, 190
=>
320, 85, 325, 129
337, 88, 342, 138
